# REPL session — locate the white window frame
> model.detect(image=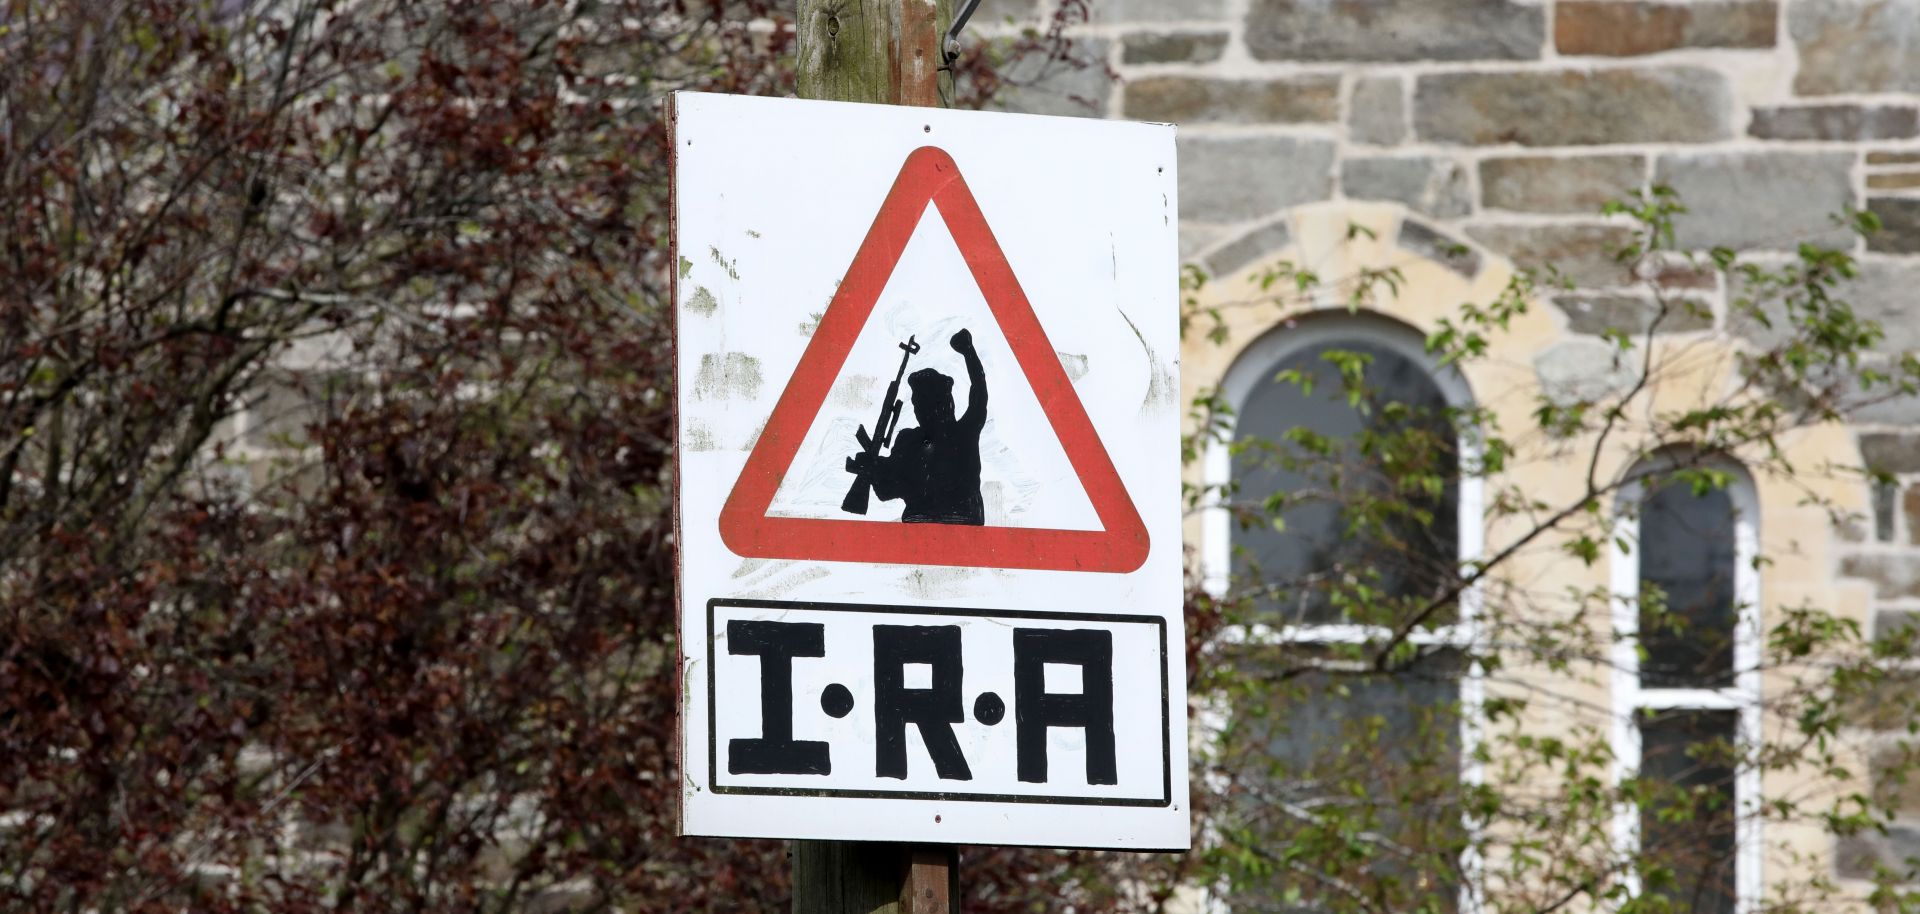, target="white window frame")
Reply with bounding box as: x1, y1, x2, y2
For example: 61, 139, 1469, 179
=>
1609, 455, 1762, 913
1198, 312, 1486, 913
